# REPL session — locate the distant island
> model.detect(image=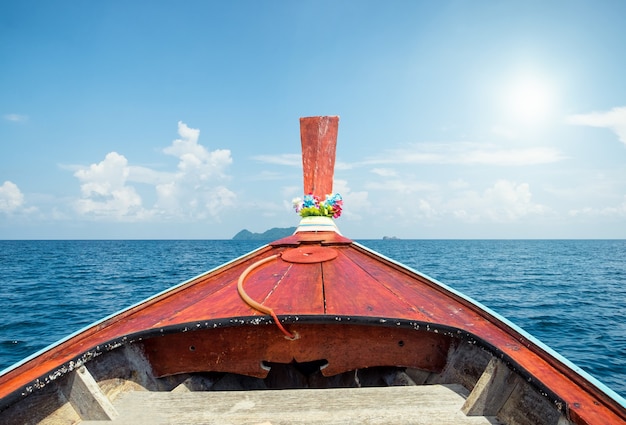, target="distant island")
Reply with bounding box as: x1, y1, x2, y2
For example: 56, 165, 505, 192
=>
382, 236, 399, 240
232, 227, 297, 241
